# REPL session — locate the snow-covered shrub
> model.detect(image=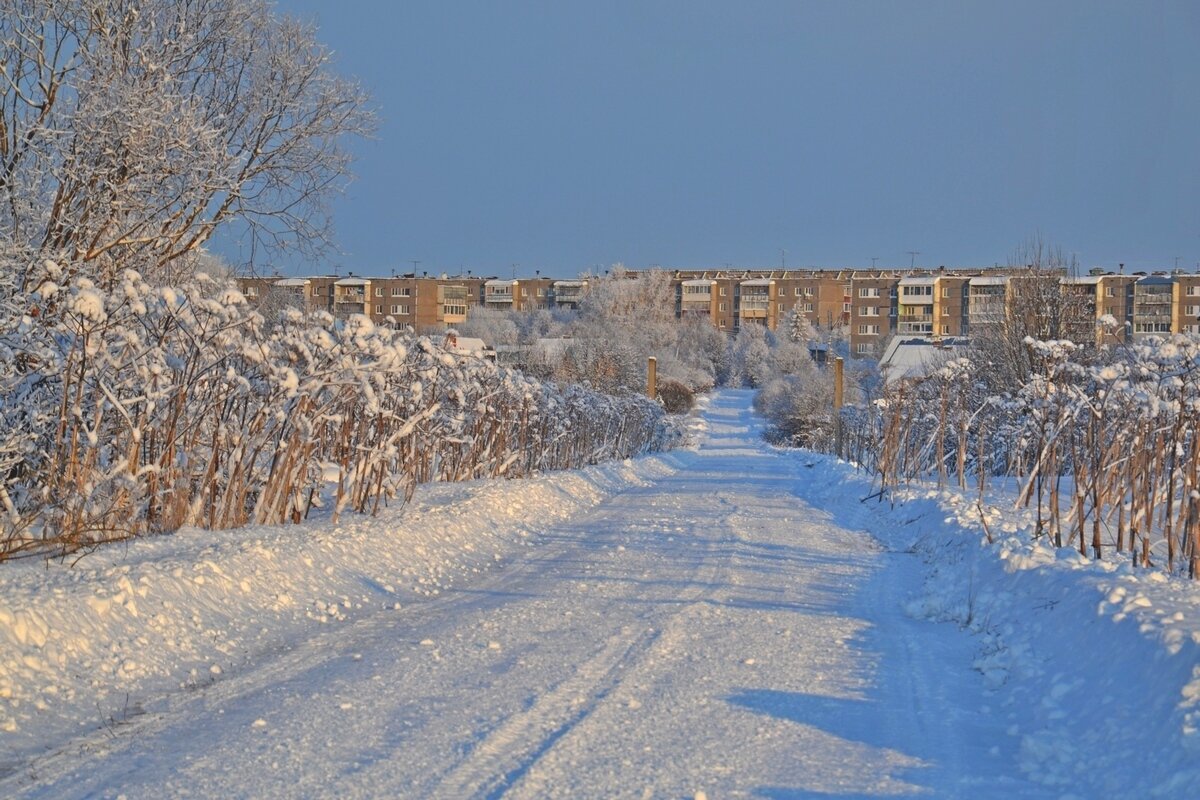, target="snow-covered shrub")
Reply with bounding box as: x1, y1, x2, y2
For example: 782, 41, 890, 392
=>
0, 266, 674, 561
838, 334, 1200, 578
754, 374, 836, 448
657, 378, 695, 414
